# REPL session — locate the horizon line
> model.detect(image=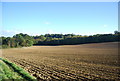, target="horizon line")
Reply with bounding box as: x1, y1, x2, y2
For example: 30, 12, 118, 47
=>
0, 32, 115, 37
